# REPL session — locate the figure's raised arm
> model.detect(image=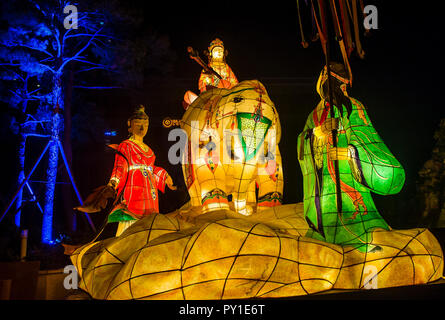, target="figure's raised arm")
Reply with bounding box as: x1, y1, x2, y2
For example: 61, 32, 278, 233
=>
153, 166, 176, 192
